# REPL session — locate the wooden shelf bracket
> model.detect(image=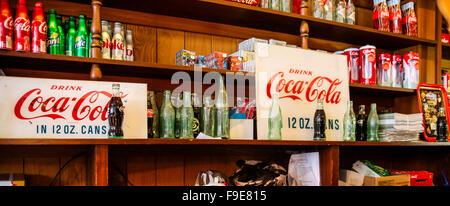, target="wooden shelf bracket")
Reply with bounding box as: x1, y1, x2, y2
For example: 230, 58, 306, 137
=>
90, 0, 103, 80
